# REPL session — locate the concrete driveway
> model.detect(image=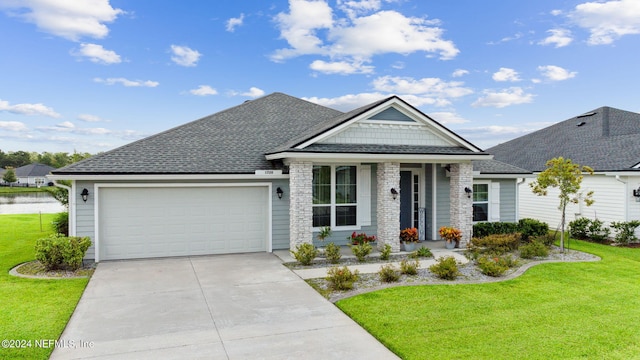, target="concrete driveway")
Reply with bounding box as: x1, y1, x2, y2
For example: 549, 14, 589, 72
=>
51, 253, 398, 359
